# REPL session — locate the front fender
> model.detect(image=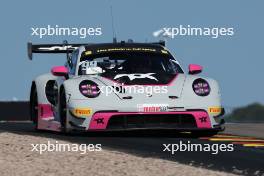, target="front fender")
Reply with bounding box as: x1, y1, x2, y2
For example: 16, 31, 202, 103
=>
180, 75, 222, 108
